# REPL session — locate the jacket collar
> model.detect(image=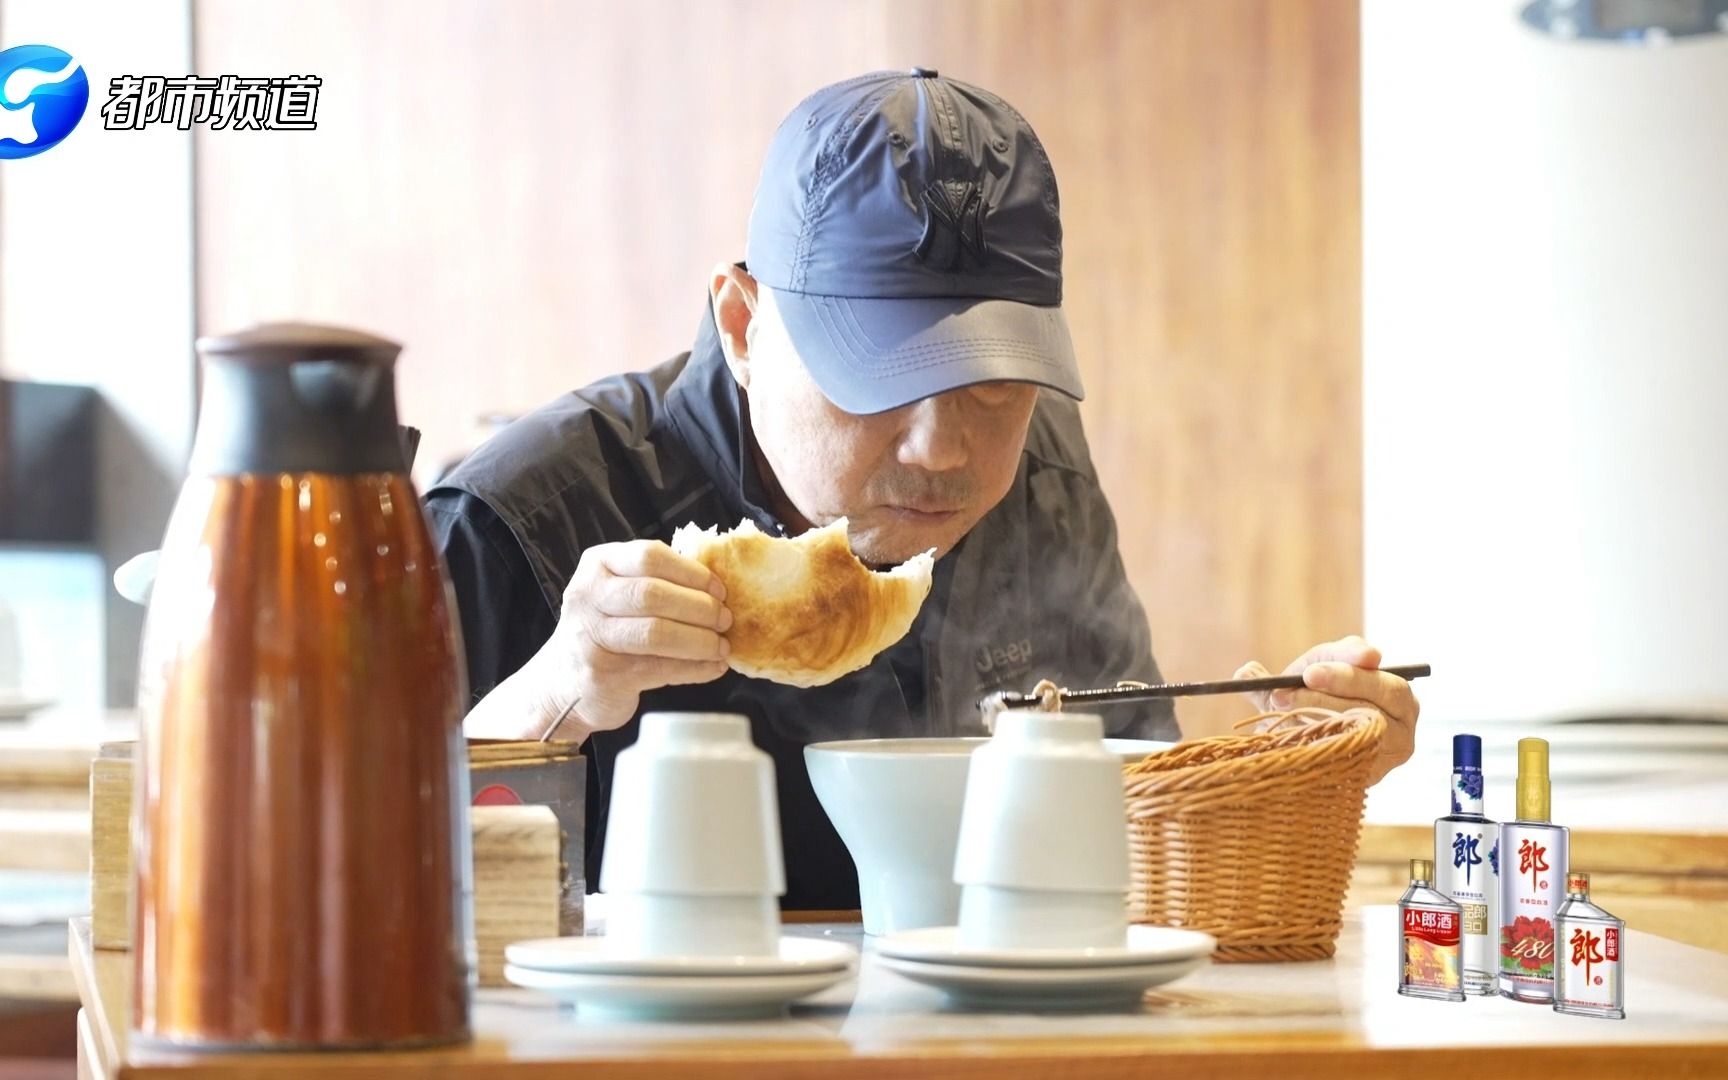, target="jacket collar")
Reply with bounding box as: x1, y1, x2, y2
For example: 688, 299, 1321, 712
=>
664, 300, 788, 536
